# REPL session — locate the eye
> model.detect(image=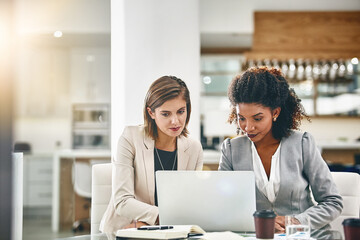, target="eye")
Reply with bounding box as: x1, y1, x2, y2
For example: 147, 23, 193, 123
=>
178, 109, 185, 114
238, 117, 245, 121
254, 118, 262, 121
161, 113, 170, 117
